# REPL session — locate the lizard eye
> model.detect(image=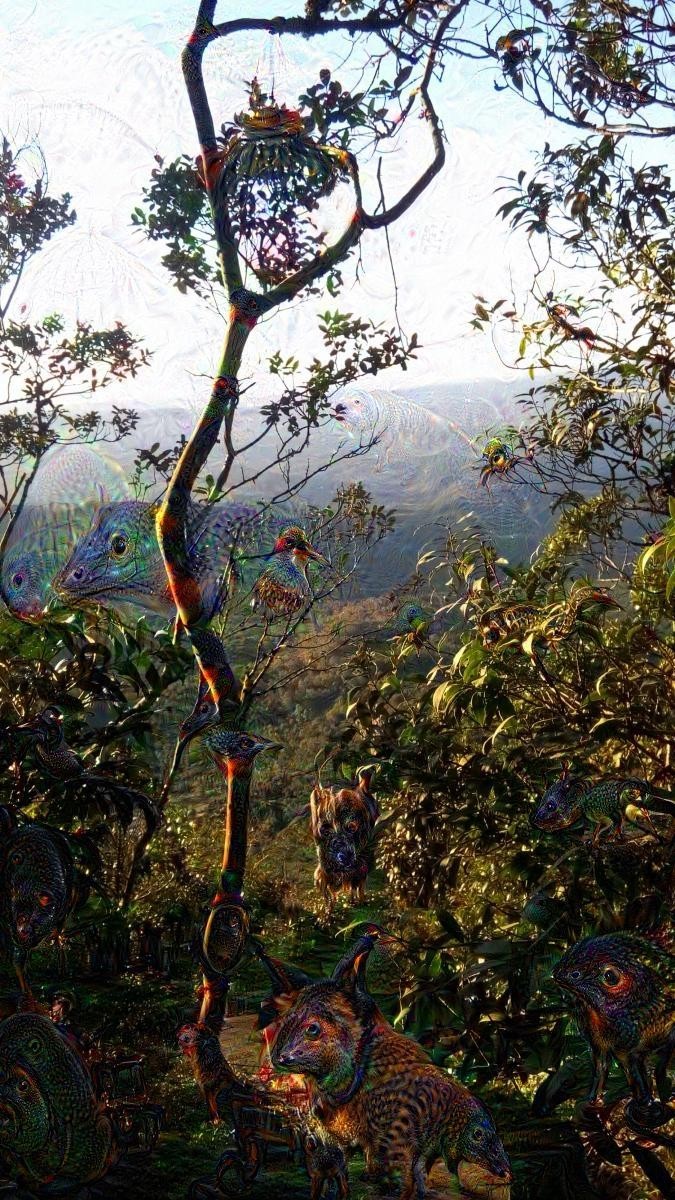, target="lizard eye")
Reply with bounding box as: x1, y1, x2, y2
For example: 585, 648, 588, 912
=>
110, 533, 128, 557
602, 966, 622, 987
305, 1022, 321, 1040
